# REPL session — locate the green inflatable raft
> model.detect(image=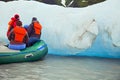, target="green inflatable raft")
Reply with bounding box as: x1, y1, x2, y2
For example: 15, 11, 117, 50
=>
0, 40, 48, 64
